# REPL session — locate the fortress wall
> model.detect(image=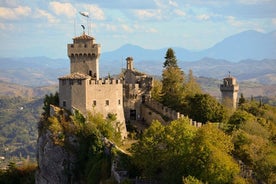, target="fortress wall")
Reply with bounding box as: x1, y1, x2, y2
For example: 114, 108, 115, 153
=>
141, 104, 167, 125
144, 98, 184, 120
86, 79, 127, 138
142, 98, 202, 127
59, 80, 72, 111
71, 80, 87, 113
